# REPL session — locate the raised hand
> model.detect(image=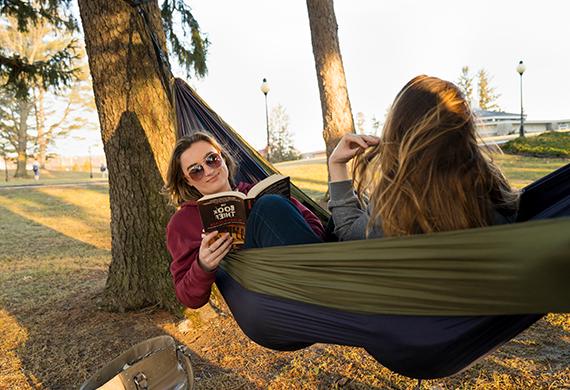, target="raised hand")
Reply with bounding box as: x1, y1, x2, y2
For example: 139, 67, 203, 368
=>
329, 134, 380, 181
